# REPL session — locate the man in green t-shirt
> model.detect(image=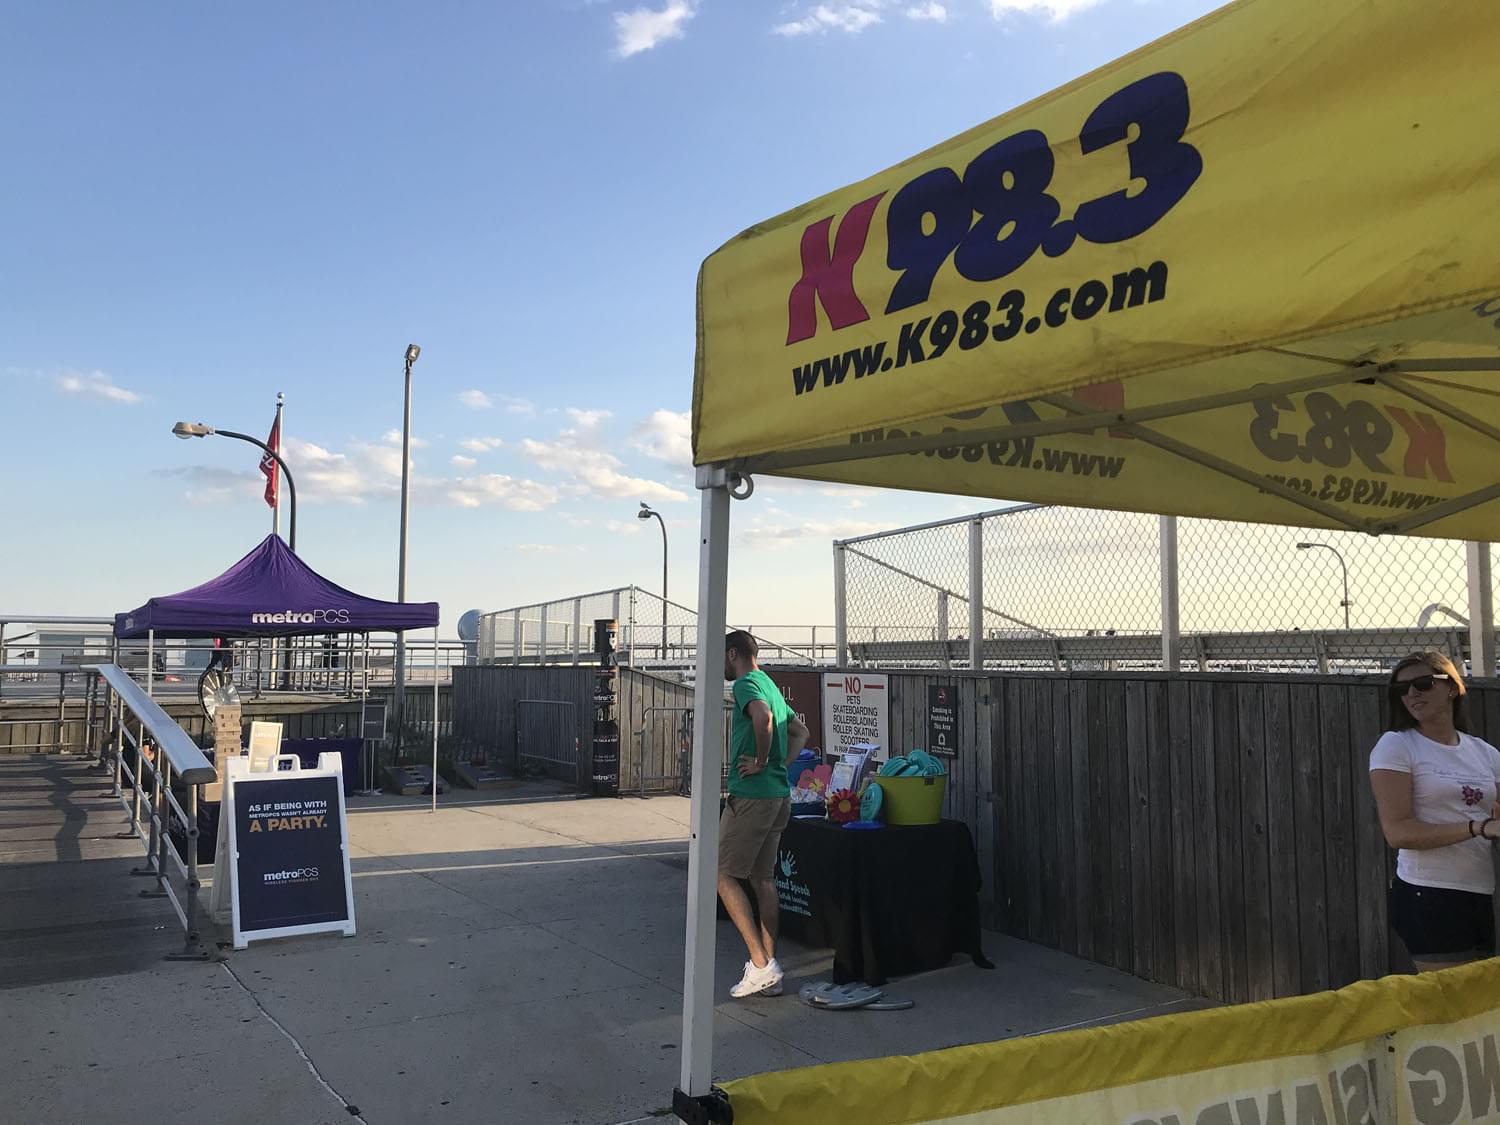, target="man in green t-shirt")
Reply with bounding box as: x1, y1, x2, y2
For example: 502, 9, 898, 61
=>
718, 630, 810, 999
